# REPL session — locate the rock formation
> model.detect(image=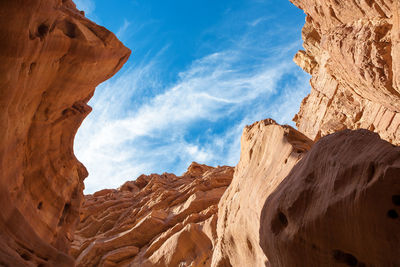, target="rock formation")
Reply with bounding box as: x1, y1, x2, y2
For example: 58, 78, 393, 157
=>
71, 163, 233, 267
0, 0, 130, 266
260, 129, 400, 267
291, 0, 400, 145
210, 120, 313, 267
211, 0, 400, 265
1, 0, 400, 266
